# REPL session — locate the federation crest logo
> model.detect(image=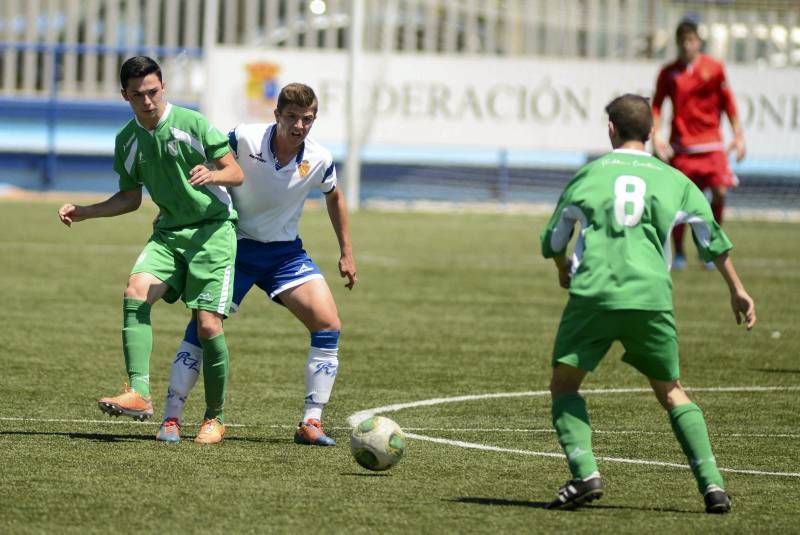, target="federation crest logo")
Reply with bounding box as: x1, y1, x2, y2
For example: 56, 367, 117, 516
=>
167, 139, 179, 157
245, 62, 281, 117
298, 160, 310, 177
